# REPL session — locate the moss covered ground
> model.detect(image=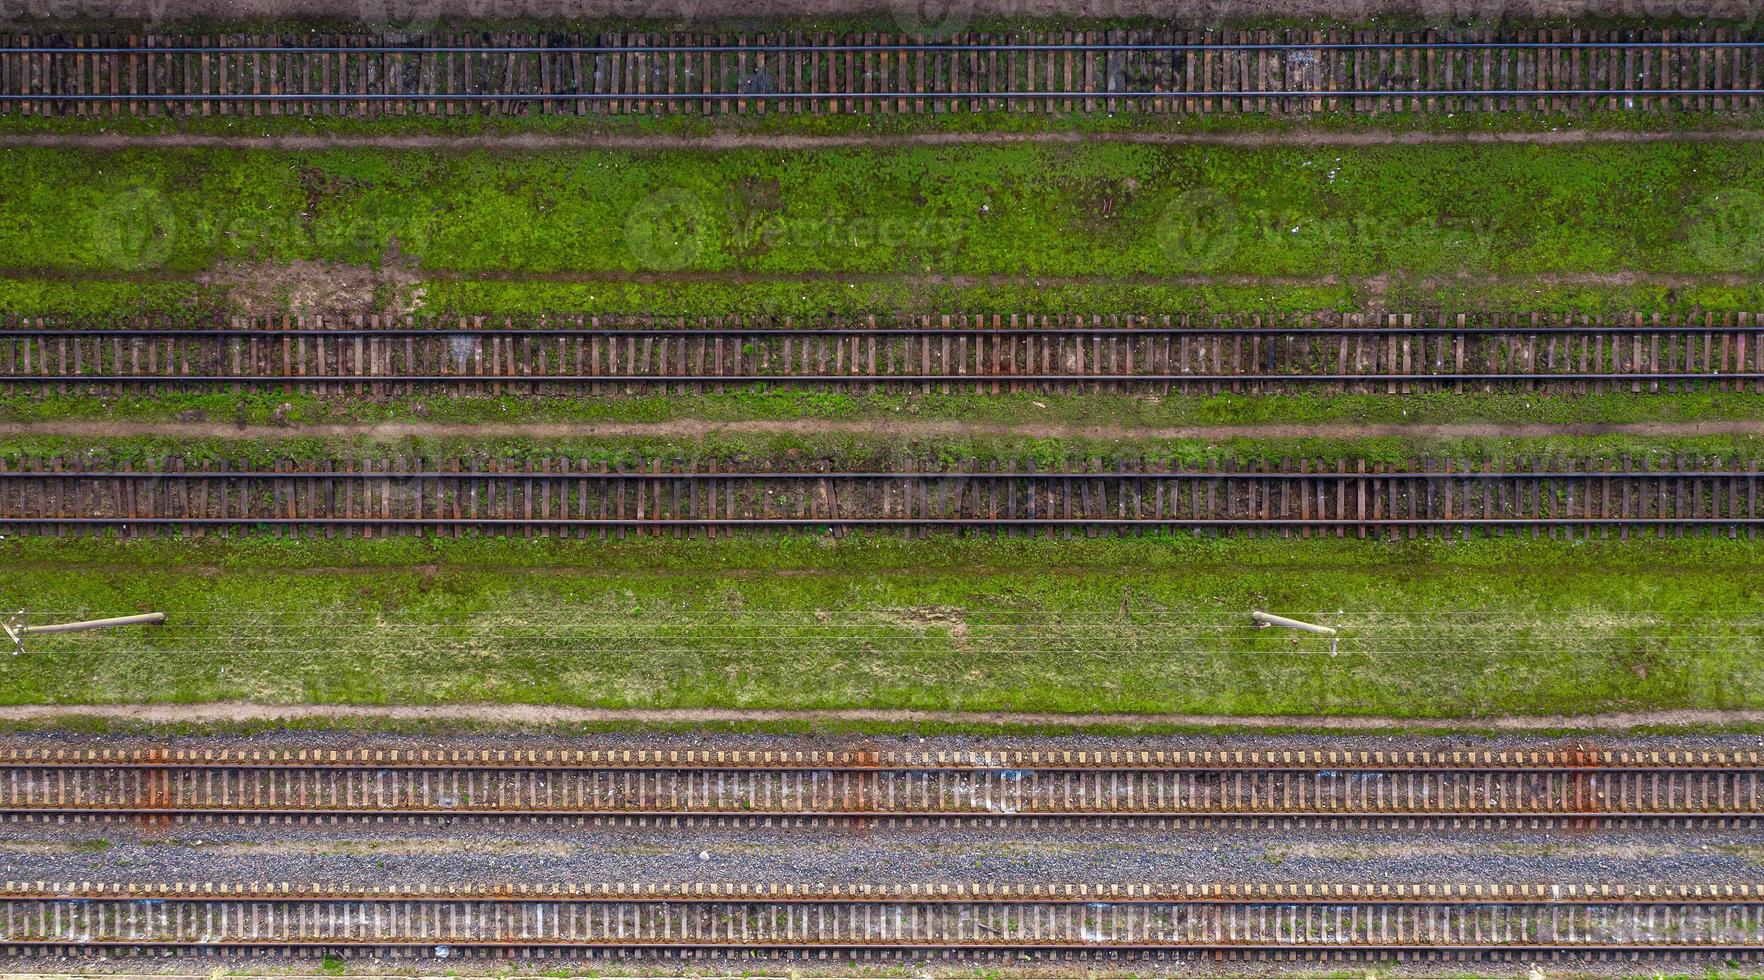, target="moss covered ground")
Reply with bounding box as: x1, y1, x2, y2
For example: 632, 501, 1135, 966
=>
3, 139, 1764, 317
